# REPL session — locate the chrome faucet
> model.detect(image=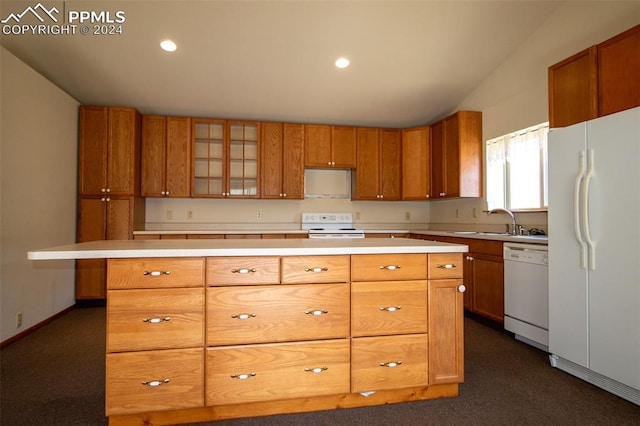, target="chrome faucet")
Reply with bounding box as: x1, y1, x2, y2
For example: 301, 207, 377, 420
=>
487, 208, 518, 235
